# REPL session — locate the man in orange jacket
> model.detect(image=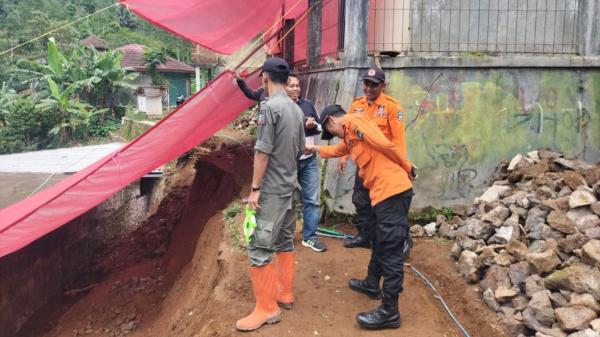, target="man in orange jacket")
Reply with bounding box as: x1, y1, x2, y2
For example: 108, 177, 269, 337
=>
305, 105, 416, 330
340, 67, 411, 251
